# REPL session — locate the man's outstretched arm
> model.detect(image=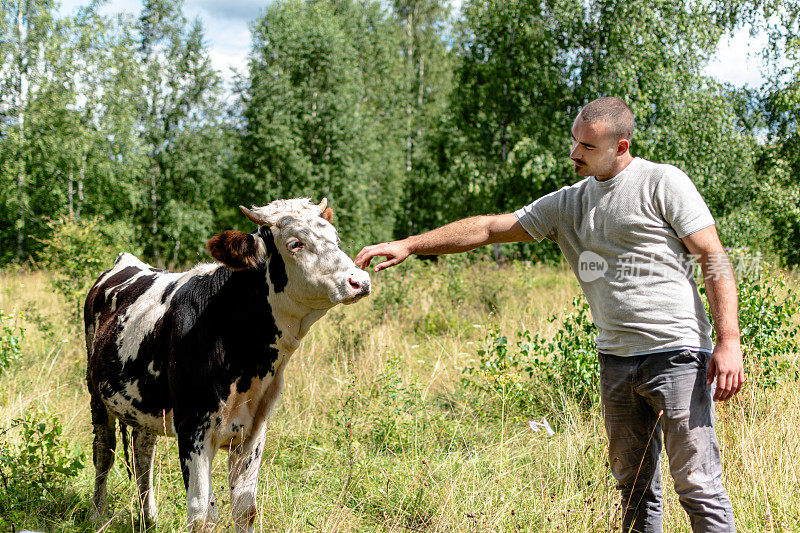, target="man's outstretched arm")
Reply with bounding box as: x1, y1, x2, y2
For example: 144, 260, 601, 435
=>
682, 225, 744, 402
355, 213, 533, 271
